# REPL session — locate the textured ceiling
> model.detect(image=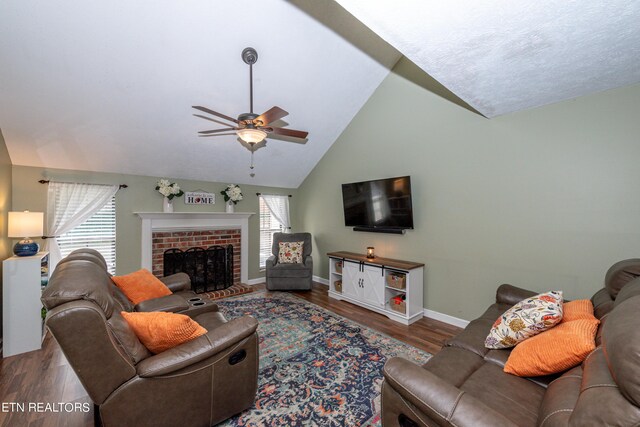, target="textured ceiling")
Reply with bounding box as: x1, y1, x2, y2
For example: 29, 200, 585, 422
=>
335, 0, 640, 118
0, 0, 399, 188
4, 1, 638, 187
